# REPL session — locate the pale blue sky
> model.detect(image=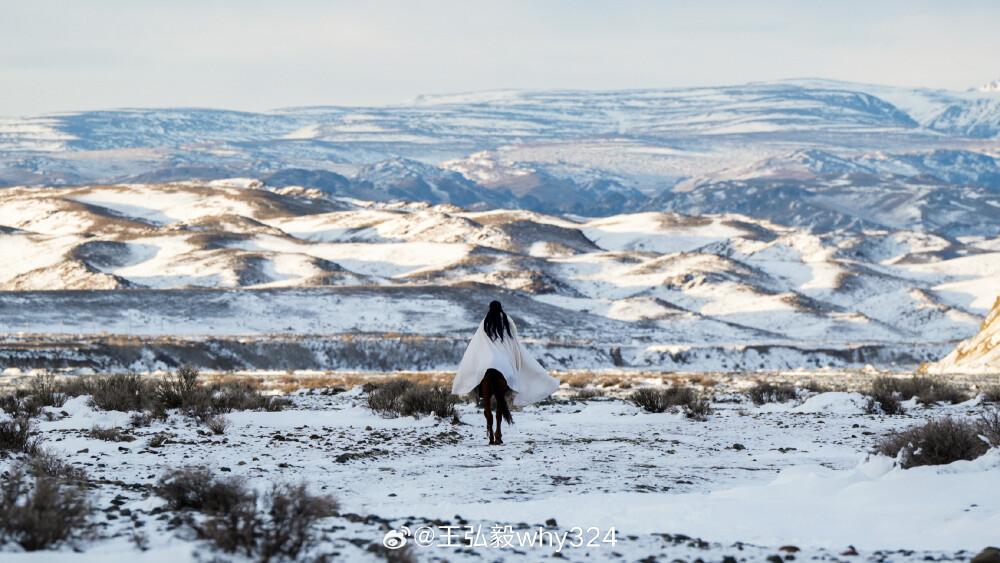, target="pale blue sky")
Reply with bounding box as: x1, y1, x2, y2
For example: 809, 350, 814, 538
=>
2, 0, 998, 116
